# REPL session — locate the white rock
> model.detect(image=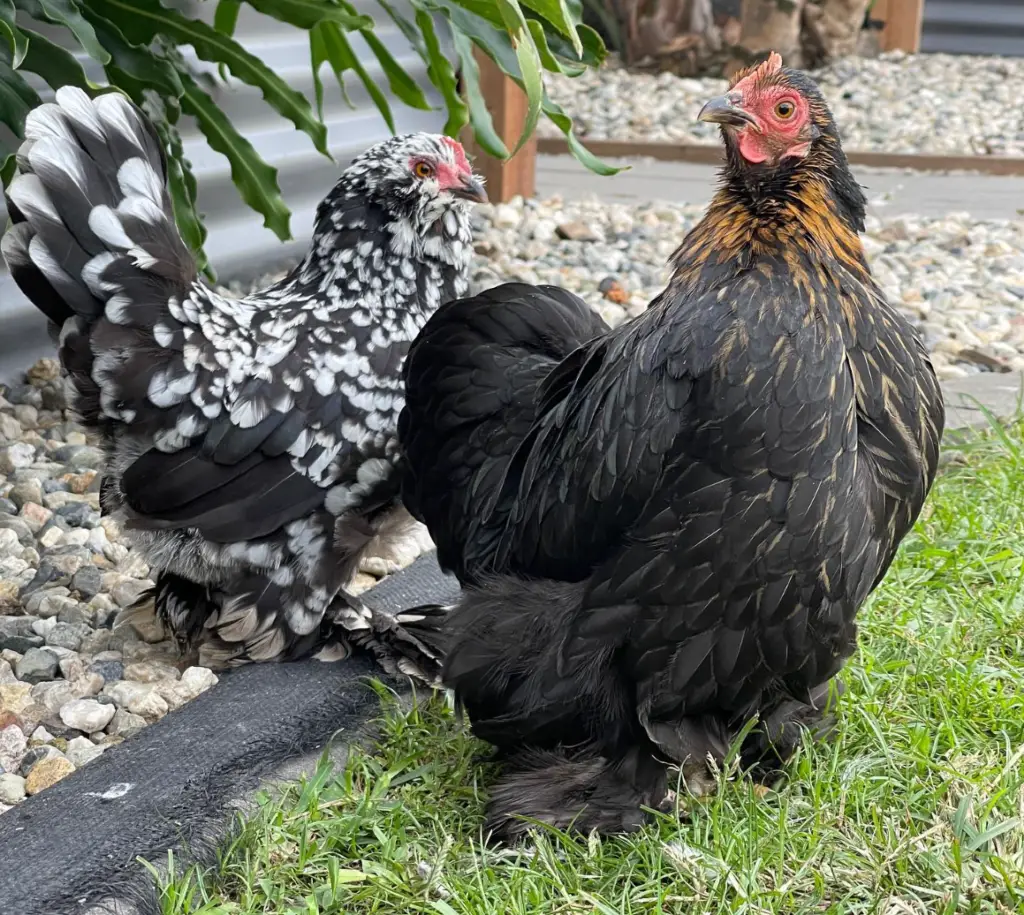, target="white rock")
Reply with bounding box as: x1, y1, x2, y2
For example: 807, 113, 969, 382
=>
103, 681, 169, 721
59, 699, 116, 733
178, 667, 218, 699
0, 773, 26, 805
64, 736, 106, 768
